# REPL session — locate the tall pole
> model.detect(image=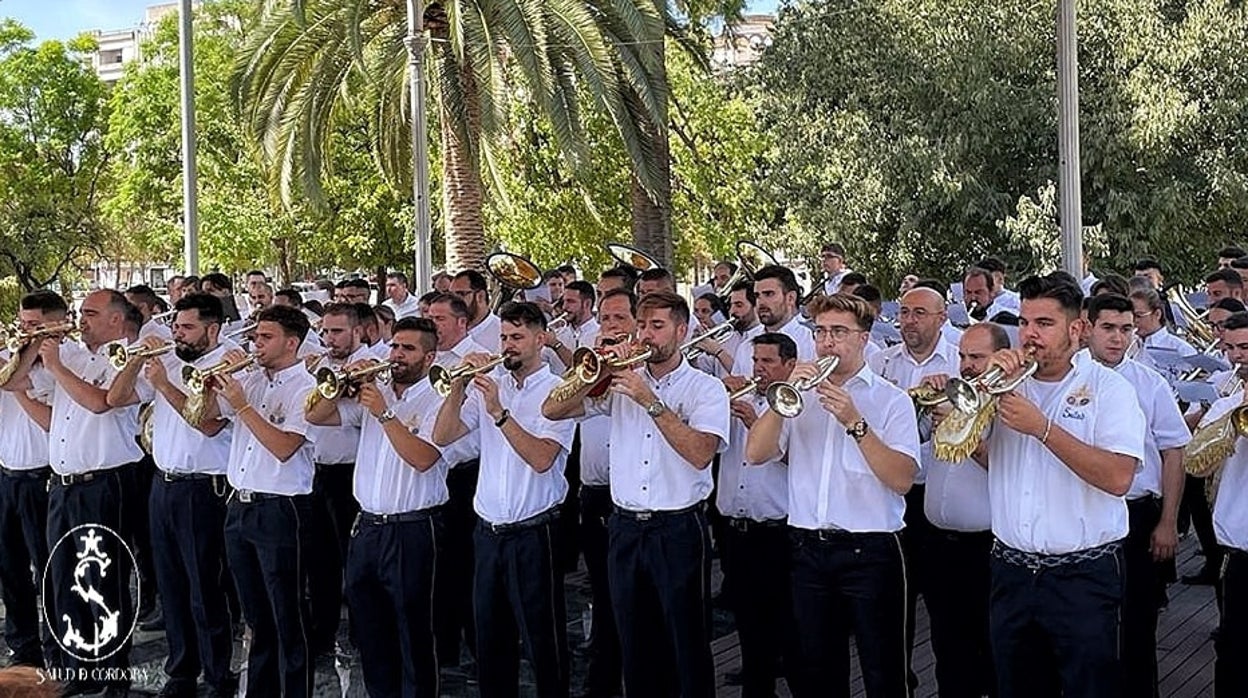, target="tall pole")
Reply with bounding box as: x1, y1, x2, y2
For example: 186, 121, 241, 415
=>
178, 0, 200, 275
1057, 0, 1083, 279
405, 0, 433, 292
